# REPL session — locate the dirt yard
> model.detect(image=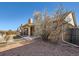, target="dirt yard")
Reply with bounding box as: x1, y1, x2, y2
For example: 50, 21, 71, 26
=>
0, 39, 32, 52
0, 38, 79, 56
